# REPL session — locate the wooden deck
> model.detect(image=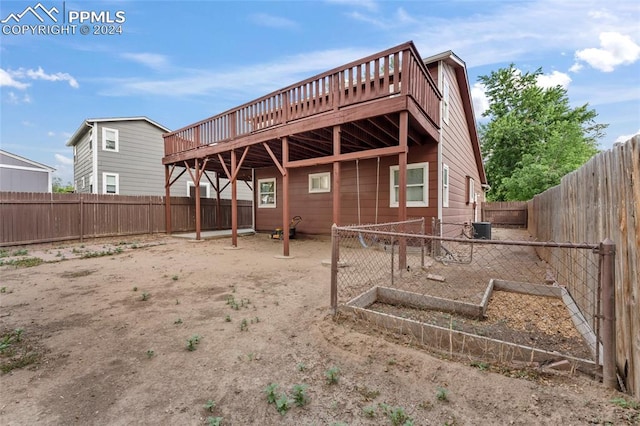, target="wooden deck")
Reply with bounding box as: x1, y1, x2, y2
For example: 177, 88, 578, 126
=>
163, 41, 441, 174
